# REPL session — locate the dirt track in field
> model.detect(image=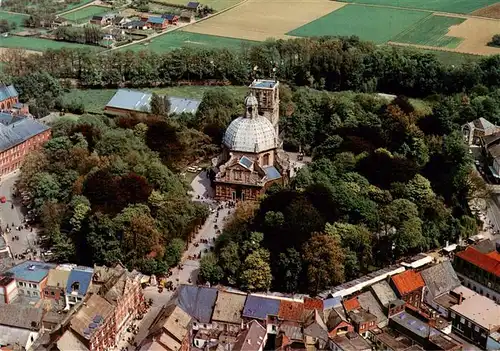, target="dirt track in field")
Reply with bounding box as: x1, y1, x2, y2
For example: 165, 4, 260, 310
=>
471, 2, 500, 18
183, 0, 346, 41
